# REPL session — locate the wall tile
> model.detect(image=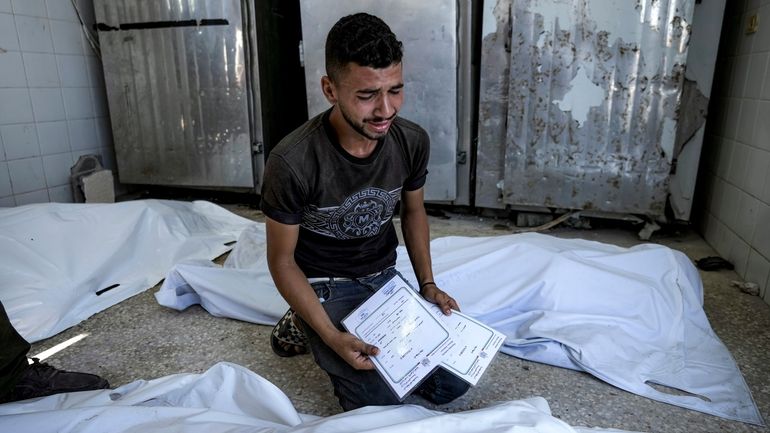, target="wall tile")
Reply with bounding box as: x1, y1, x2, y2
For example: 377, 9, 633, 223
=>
763, 57, 770, 101
50, 20, 82, 55
62, 87, 93, 119
7, 156, 45, 193
0, 14, 20, 52
745, 53, 767, 98
22, 52, 59, 87
755, 101, 770, 152
68, 118, 96, 150
764, 273, 770, 300
736, 191, 761, 242
0, 196, 15, 206
737, 99, 757, 145
57, 54, 88, 87
731, 55, 750, 98
725, 99, 742, 140
45, 0, 78, 21
753, 202, 770, 258
0, 123, 39, 159
42, 151, 72, 186
15, 15, 54, 53
14, 188, 49, 205
0, 1, 11, 13
720, 182, 742, 228
756, 5, 770, 53
709, 176, 727, 216
36, 120, 69, 155
0, 161, 11, 196
729, 236, 751, 277
48, 184, 72, 202
763, 167, 770, 204
11, 0, 46, 17
29, 88, 66, 122
745, 147, 770, 199
0, 89, 33, 124
0, 51, 27, 87
746, 249, 770, 295
714, 139, 730, 178
703, 212, 719, 246
714, 218, 736, 259
726, 142, 749, 189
